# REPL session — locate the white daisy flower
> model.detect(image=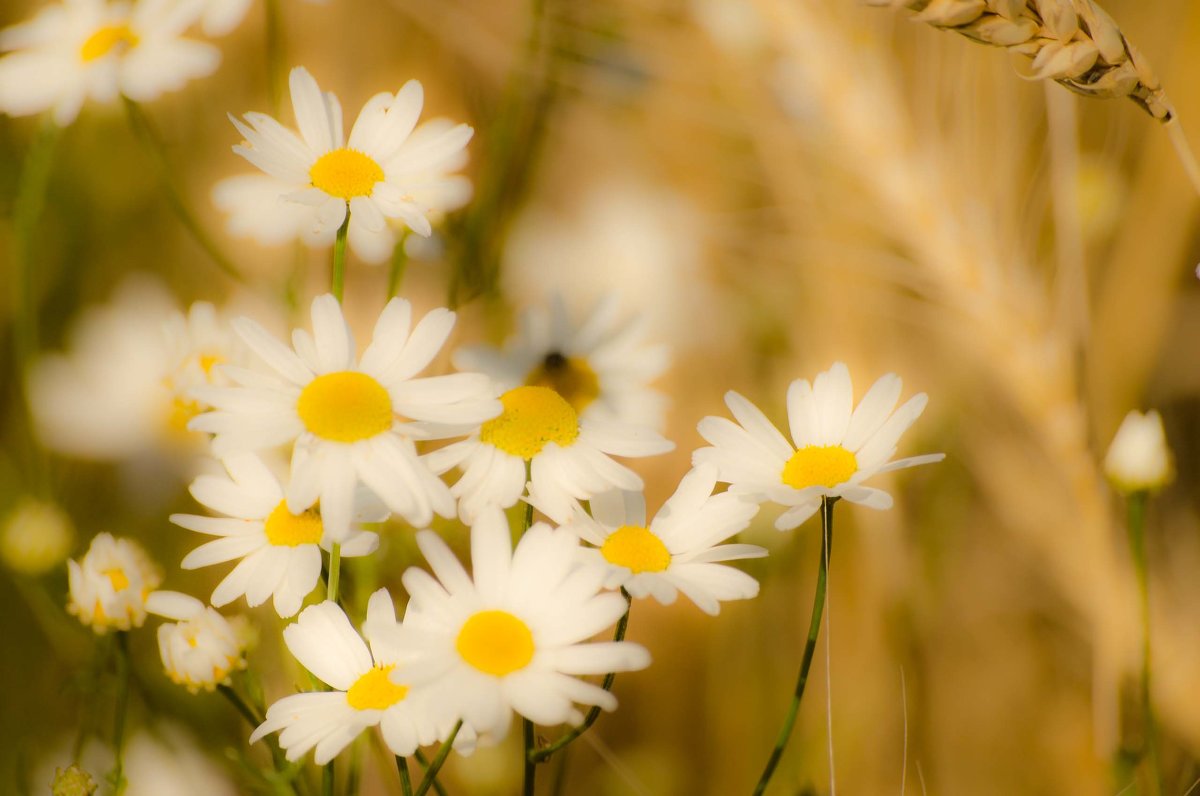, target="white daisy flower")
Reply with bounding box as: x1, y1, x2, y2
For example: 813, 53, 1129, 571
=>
250, 592, 459, 764
394, 510, 651, 741
694, 362, 944, 530
67, 533, 162, 633
424, 383, 674, 524
563, 464, 766, 615
454, 293, 670, 432
145, 590, 248, 692
189, 293, 500, 539
0, 0, 220, 126
170, 453, 381, 617
222, 66, 472, 263
1104, 409, 1173, 494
